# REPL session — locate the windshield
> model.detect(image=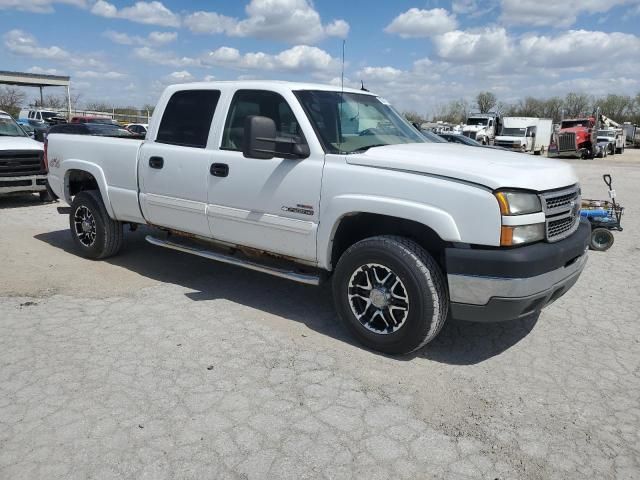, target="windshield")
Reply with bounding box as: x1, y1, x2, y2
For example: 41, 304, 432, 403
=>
501, 127, 527, 136
466, 117, 489, 126
420, 130, 447, 143
561, 120, 589, 129
597, 130, 613, 137
41, 112, 59, 120
294, 90, 426, 154
0, 116, 27, 137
